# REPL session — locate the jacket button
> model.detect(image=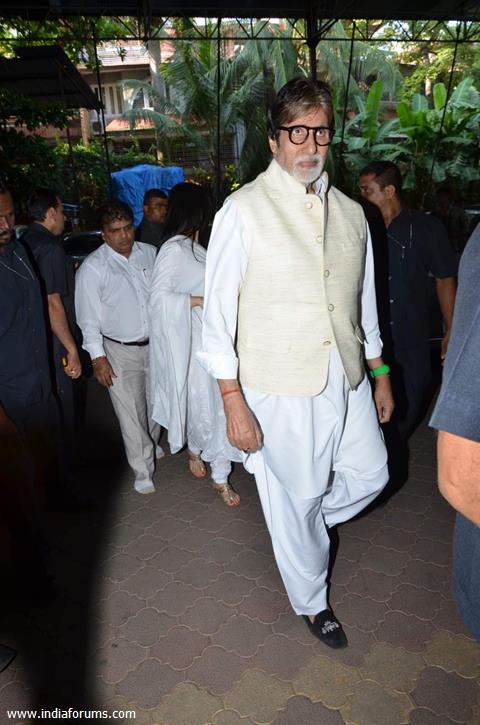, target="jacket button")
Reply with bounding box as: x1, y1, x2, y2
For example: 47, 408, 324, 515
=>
316, 235, 323, 244
328, 304, 334, 311
323, 340, 331, 346
324, 269, 330, 277
305, 201, 313, 209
